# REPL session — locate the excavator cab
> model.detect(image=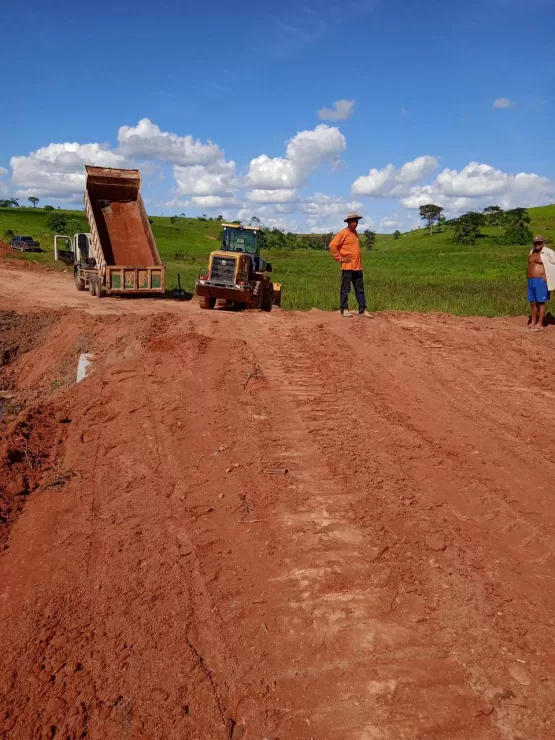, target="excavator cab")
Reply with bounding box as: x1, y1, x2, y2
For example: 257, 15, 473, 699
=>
195, 223, 281, 311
